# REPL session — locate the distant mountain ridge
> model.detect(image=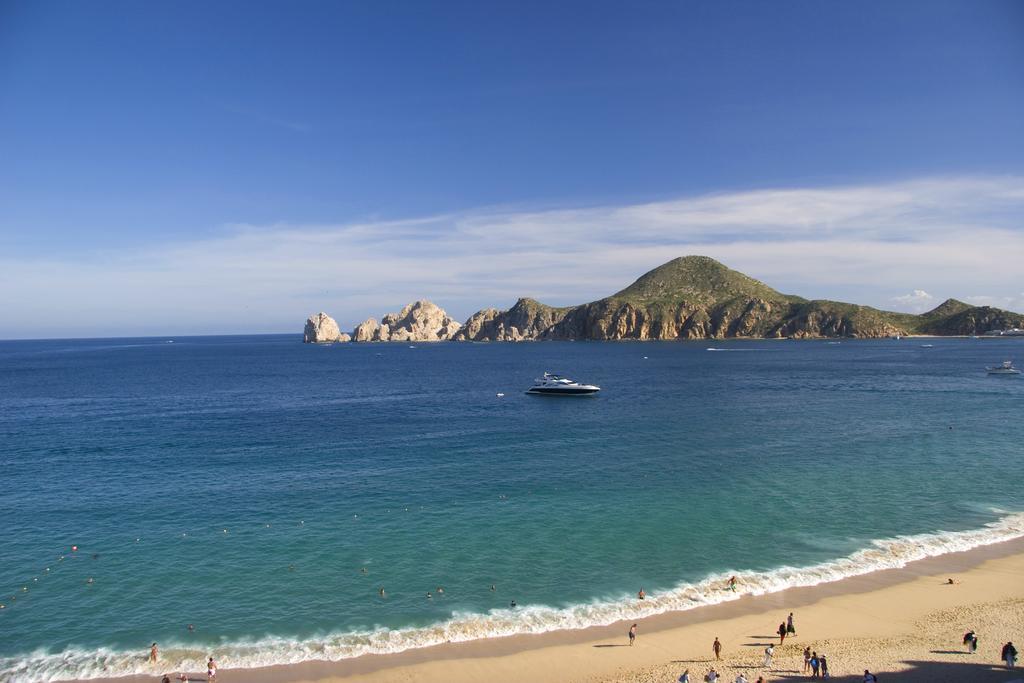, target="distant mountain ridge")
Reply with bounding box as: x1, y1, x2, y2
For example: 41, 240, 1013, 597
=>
304, 256, 1024, 342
